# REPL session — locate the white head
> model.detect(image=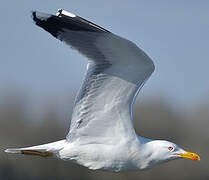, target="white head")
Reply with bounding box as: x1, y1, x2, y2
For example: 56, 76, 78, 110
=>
140, 139, 200, 169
